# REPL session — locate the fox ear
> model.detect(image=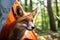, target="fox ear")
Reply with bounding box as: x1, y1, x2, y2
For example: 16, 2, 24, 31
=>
31, 8, 37, 17
16, 6, 24, 17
